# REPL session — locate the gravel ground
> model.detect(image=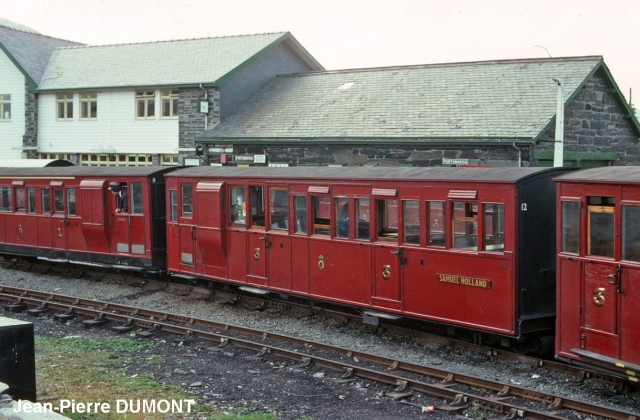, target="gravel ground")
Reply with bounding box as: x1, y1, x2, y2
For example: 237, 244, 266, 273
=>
1, 264, 639, 419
